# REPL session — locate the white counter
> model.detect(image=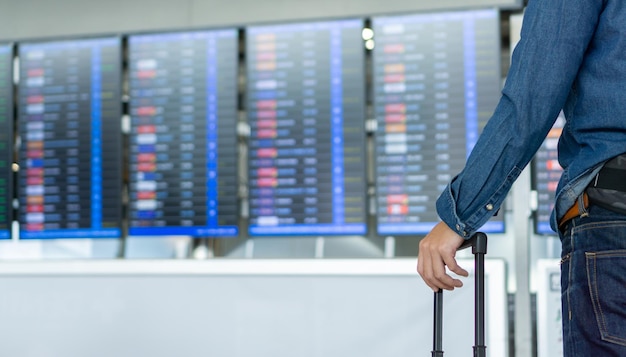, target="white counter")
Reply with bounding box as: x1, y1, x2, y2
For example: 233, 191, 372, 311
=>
0, 258, 507, 357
